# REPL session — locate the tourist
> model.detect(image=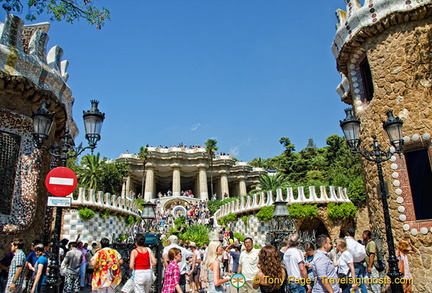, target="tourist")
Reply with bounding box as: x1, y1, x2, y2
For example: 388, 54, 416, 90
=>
345, 228, 367, 293
238, 237, 259, 293
333, 238, 357, 293
90, 237, 123, 293
23, 240, 41, 292
303, 242, 315, 292
77, 241, 88, 290
362, 230, 381, 293
225, 242, 241, 274
205, 241, 230, 292
162, 235, 192, 293
188, 242, 201, 293
161, 248, 183, 293
396, 239, 417, 293
29, 246, 48, 293
6, 239, 26, 293
0, 244, 14, 293
311, 234, 339, 293
63, 242, 83, 293
283, 234, 307, 293
129, 234, 157, 293
252, 245, 286, 293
